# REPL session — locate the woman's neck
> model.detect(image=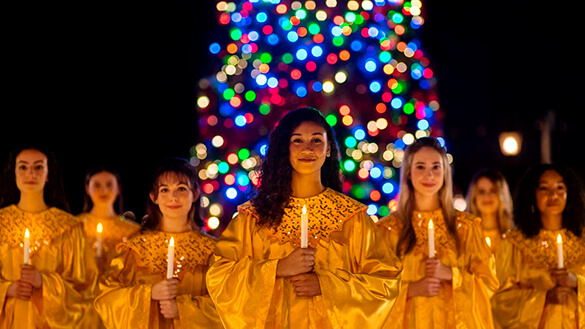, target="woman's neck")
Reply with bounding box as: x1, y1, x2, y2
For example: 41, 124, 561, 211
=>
540, 213, 563, 231
90, 204, 117, 219
413, 192, 440, 212
17, 192, 49, 213
291, 172, 325, 198
159, 217, 192, 233
480, 212, 499, 231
